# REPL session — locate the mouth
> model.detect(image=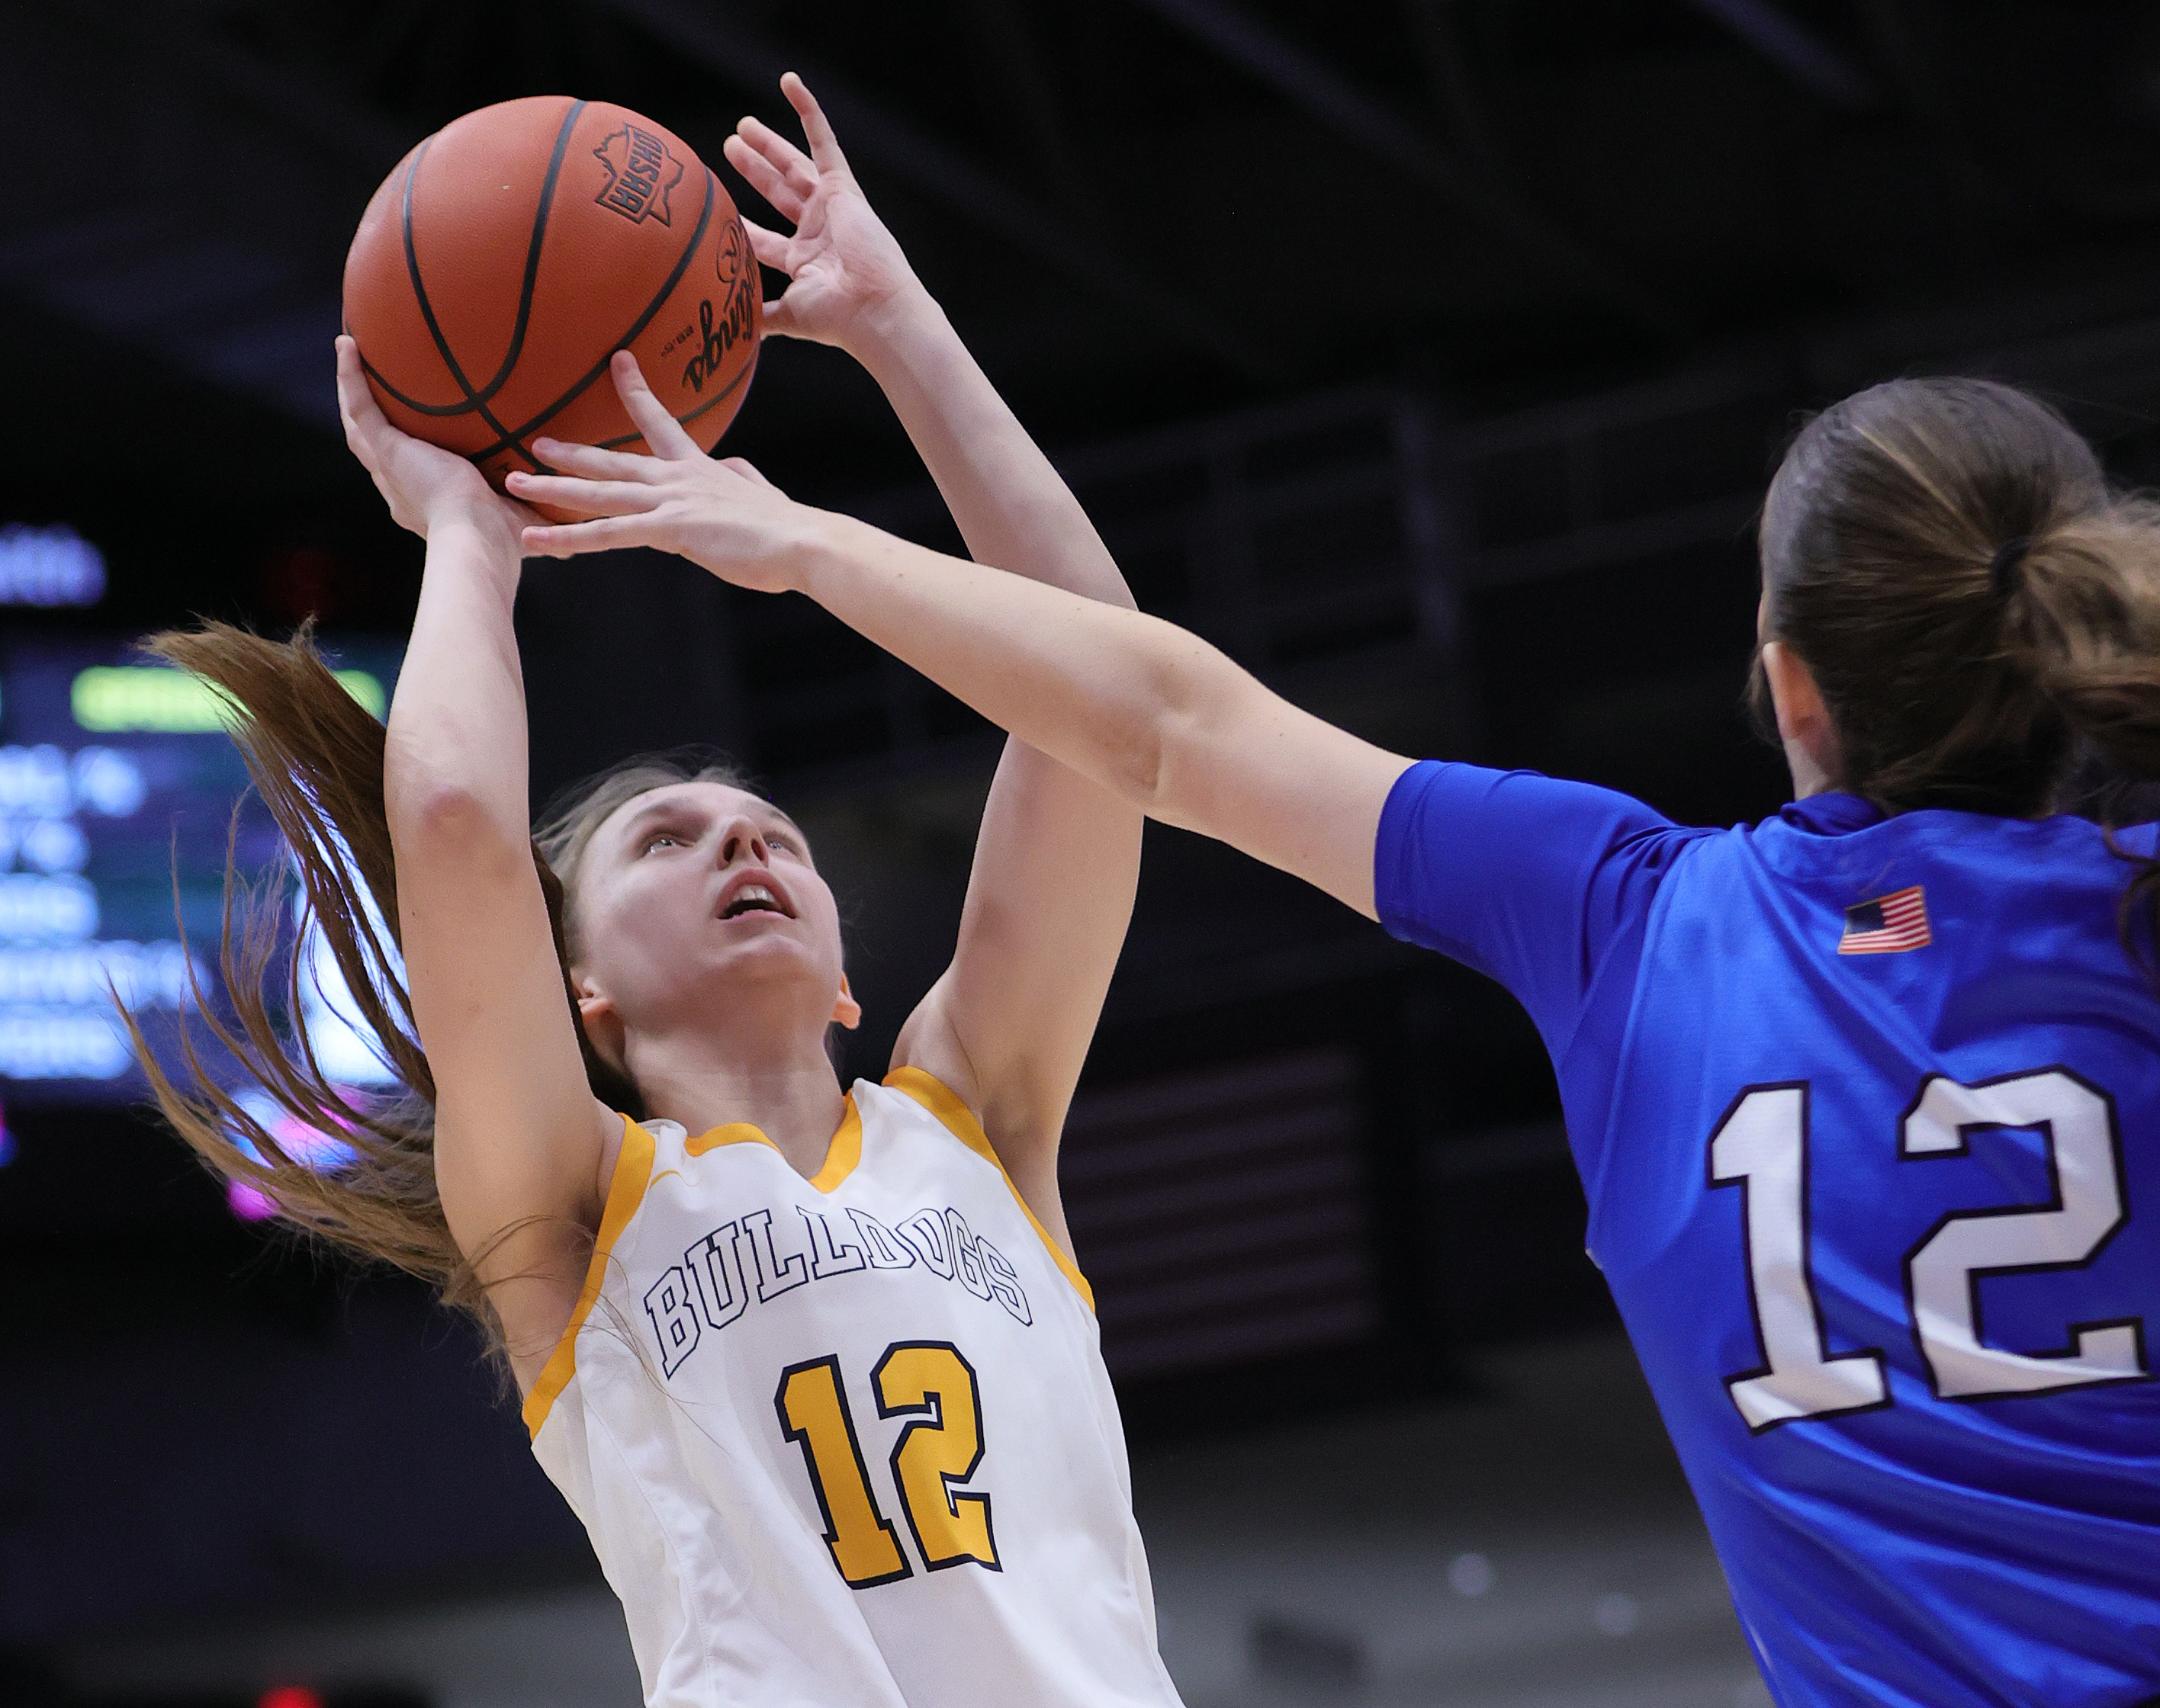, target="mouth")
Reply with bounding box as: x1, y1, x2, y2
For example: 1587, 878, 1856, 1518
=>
718, 879, 795, 922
